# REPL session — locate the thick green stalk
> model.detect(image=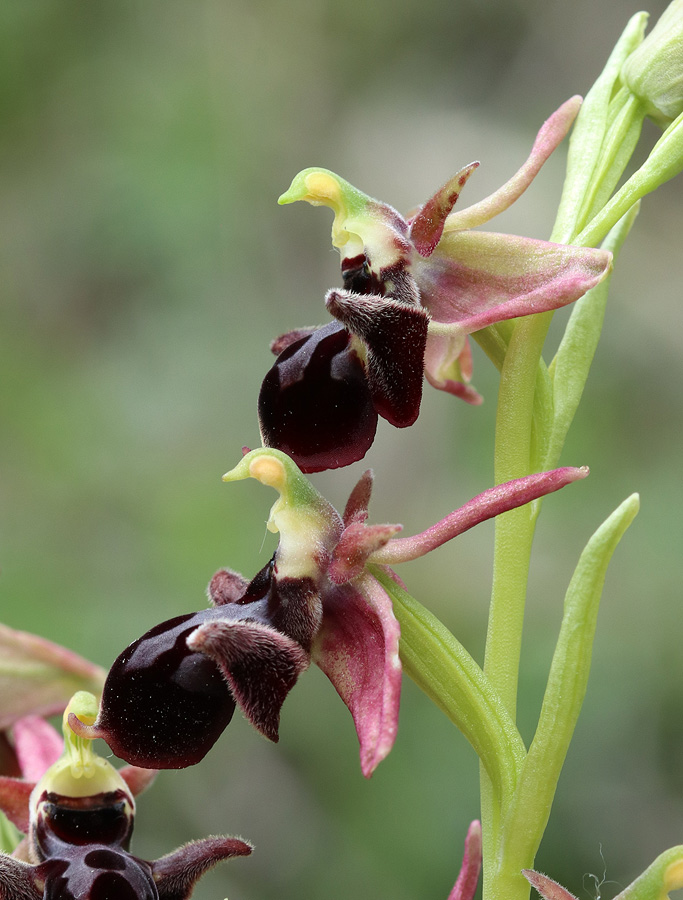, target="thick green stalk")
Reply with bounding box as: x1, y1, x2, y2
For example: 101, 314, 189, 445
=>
481, 310, 551, 900
485, 311, 551, 716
